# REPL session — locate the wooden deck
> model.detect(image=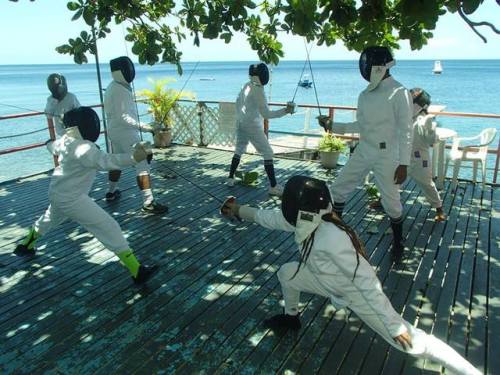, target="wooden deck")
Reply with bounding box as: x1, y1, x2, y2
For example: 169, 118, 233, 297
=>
0, 145, 498, 375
